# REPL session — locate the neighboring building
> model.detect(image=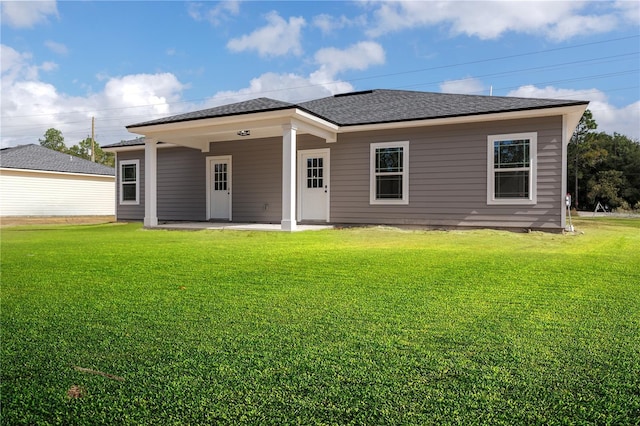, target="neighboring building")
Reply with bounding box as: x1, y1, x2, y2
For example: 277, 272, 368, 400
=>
0, 144, 115, 217
102, 89, 588, 231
